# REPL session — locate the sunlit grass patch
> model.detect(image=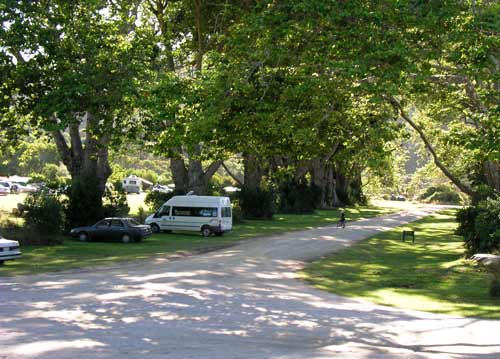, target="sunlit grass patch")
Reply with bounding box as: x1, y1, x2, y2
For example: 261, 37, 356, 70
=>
301, 209, 500, 319
0, 205, 396, 276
